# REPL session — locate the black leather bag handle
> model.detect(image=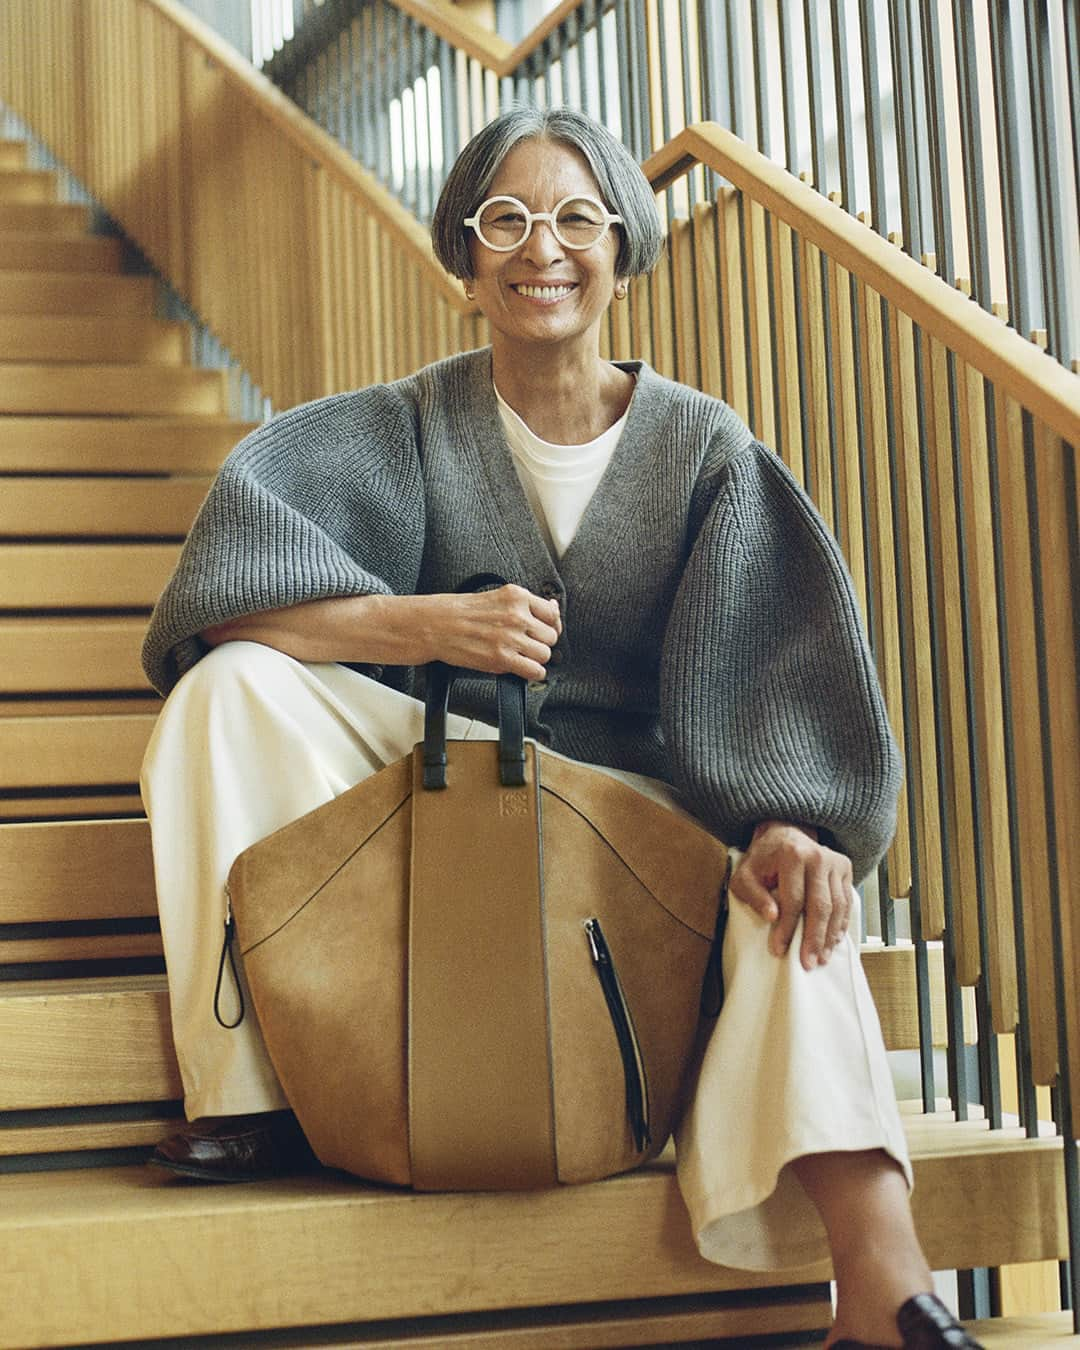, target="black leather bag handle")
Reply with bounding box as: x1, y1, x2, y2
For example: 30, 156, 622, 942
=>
422, 573, 528, 791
